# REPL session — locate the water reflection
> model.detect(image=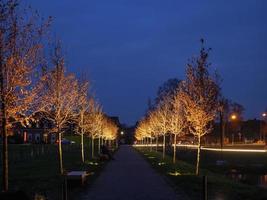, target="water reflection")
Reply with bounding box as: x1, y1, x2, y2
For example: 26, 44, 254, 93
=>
259, 175, 267, 187
227, 171, 267, 187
